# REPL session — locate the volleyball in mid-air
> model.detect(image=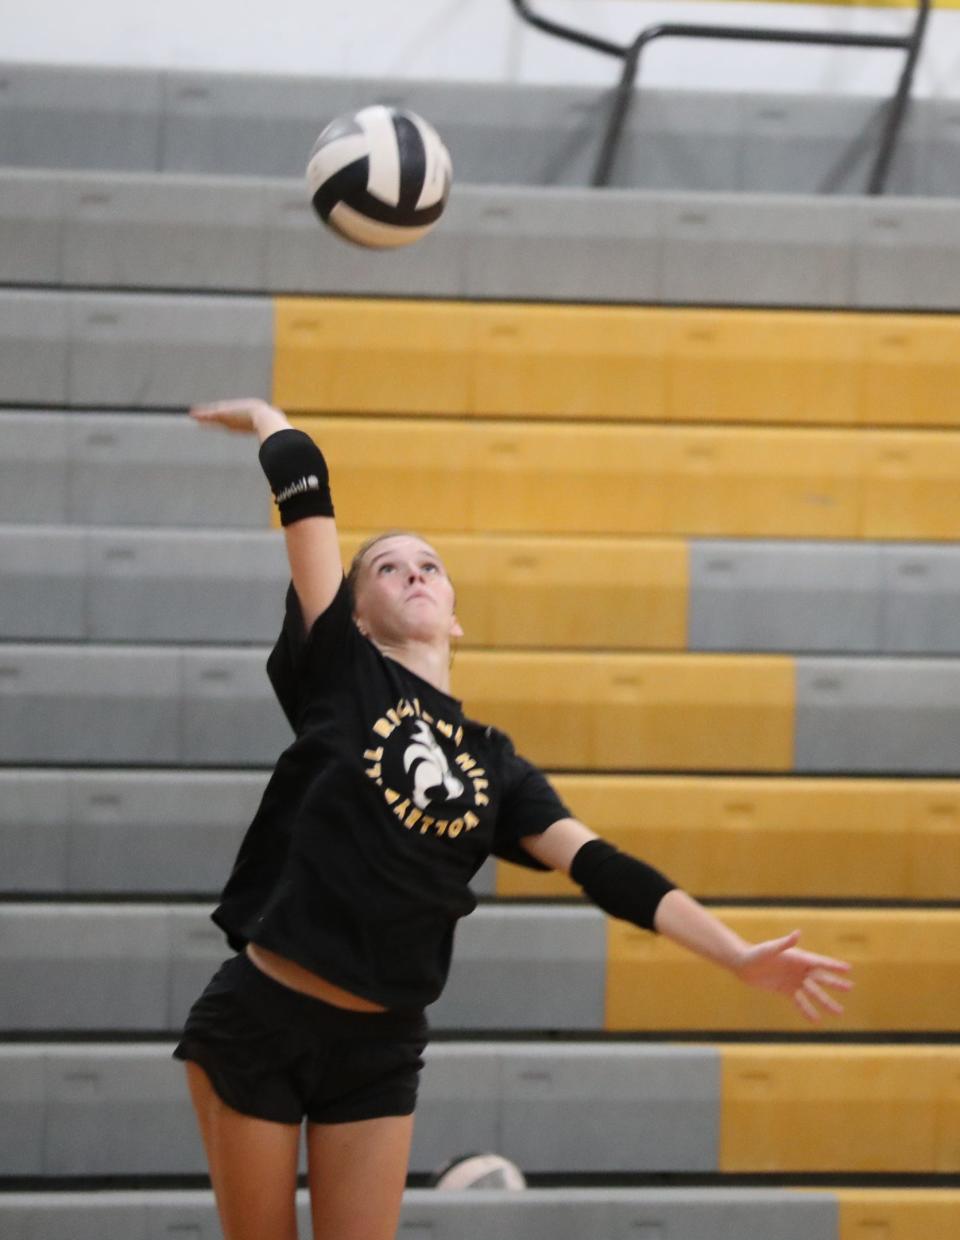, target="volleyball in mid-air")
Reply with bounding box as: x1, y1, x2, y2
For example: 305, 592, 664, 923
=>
306, 105, 452, 249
